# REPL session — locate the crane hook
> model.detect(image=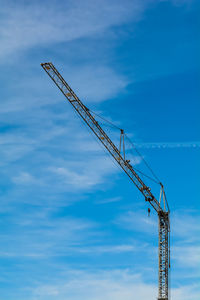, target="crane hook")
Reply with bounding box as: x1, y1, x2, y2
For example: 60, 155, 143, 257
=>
148, 208, 151, 217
